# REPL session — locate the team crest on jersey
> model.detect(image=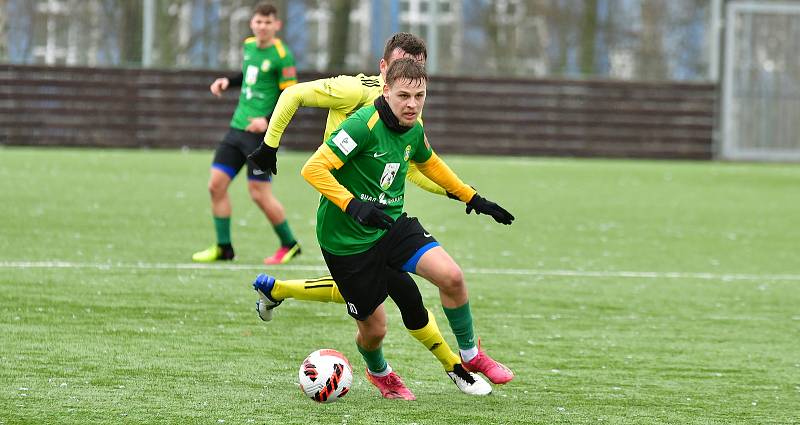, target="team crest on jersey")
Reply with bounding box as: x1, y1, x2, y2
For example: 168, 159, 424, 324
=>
261, 59, 271, 72
245, 65, 259, 85
380, 163, 400, 190
403, 145, 411, 162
